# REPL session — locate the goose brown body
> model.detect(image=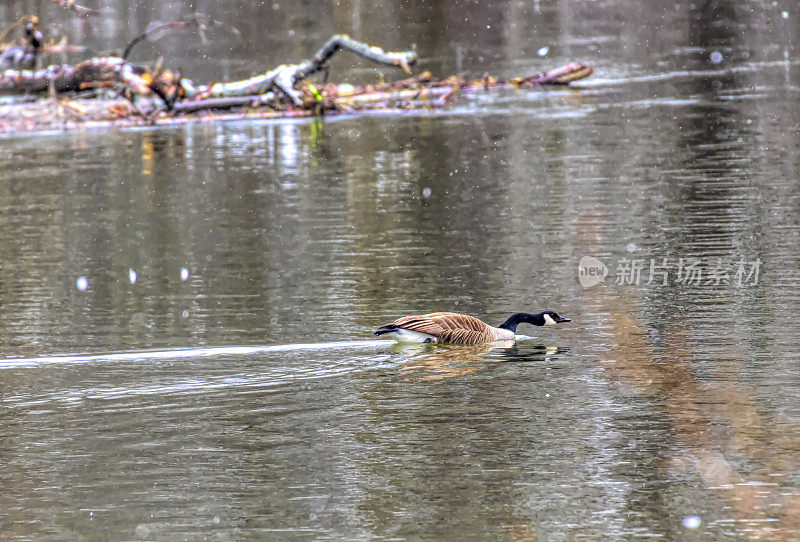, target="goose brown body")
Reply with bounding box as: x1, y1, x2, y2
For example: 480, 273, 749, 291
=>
377, 312, 515, 345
